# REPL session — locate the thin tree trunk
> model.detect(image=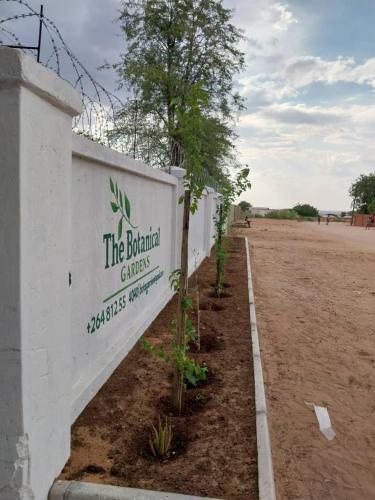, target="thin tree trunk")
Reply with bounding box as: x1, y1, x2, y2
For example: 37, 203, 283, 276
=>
172, 188, 191, 412
133, 99, 138, 159
195, 263, 200, 351
215, 203, 223, 296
